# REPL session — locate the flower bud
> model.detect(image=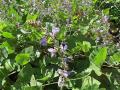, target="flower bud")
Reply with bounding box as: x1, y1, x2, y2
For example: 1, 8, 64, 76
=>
40, 37, 47, 46
60, 43, 68, 52
58, 76, 65, 87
